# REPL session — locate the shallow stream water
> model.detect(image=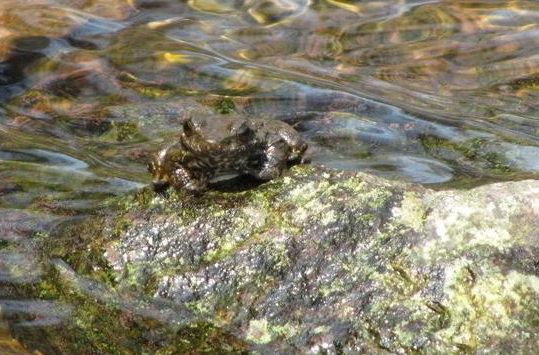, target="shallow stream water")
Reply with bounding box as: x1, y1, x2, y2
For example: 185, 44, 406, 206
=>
2, 0, 539, 353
